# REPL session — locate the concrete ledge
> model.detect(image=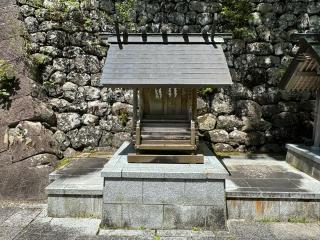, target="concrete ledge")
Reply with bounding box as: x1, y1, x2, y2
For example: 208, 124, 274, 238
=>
286, 144, 320, 180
